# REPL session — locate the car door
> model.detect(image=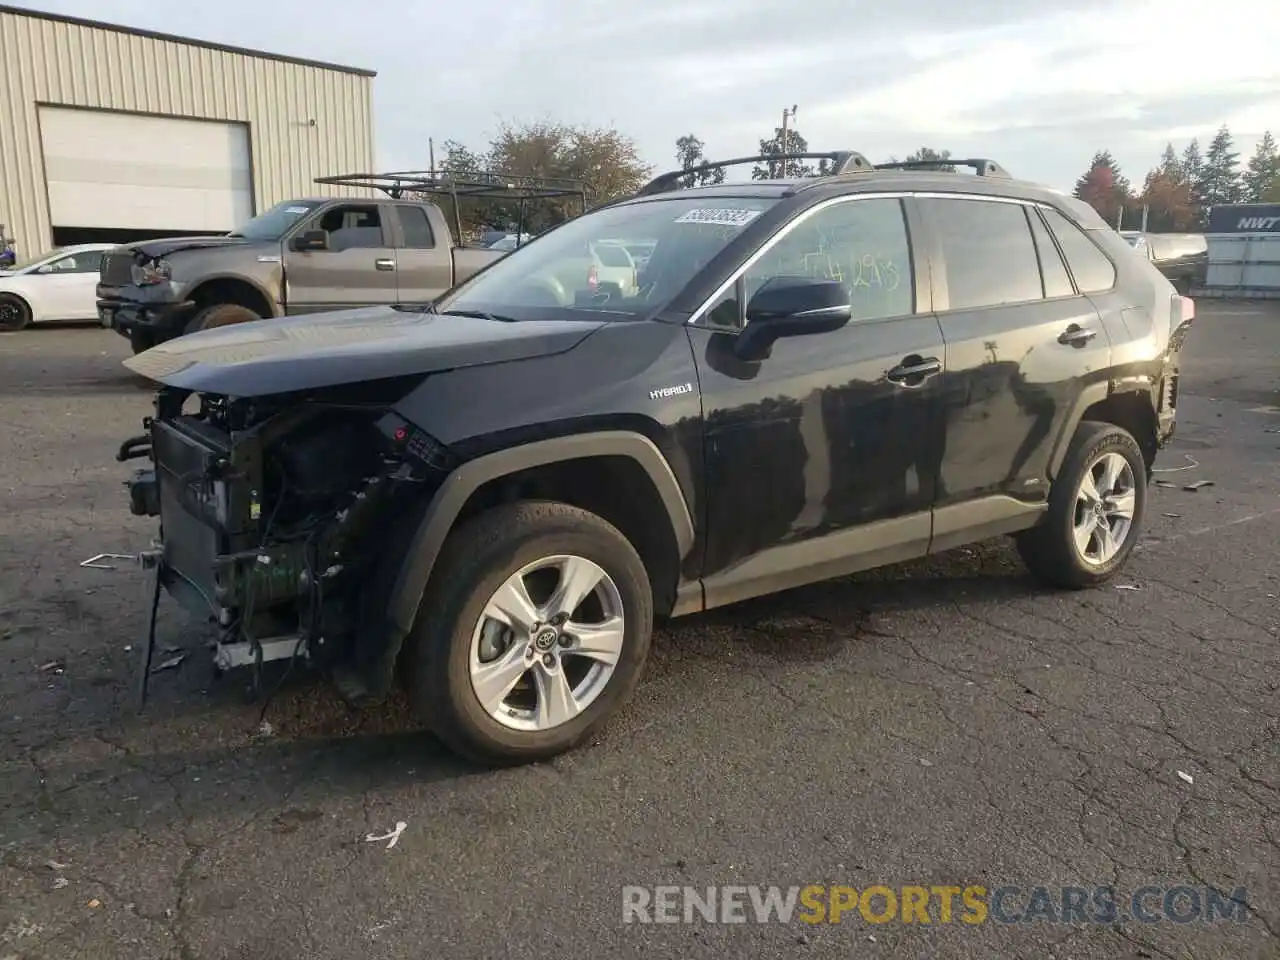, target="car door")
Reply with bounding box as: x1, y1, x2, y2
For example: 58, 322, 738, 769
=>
282, 201, 399, 313
34, 249, 105, 320
390, 204, 455, 304
913, 194, 1111, 552
689, 195, 949, 608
